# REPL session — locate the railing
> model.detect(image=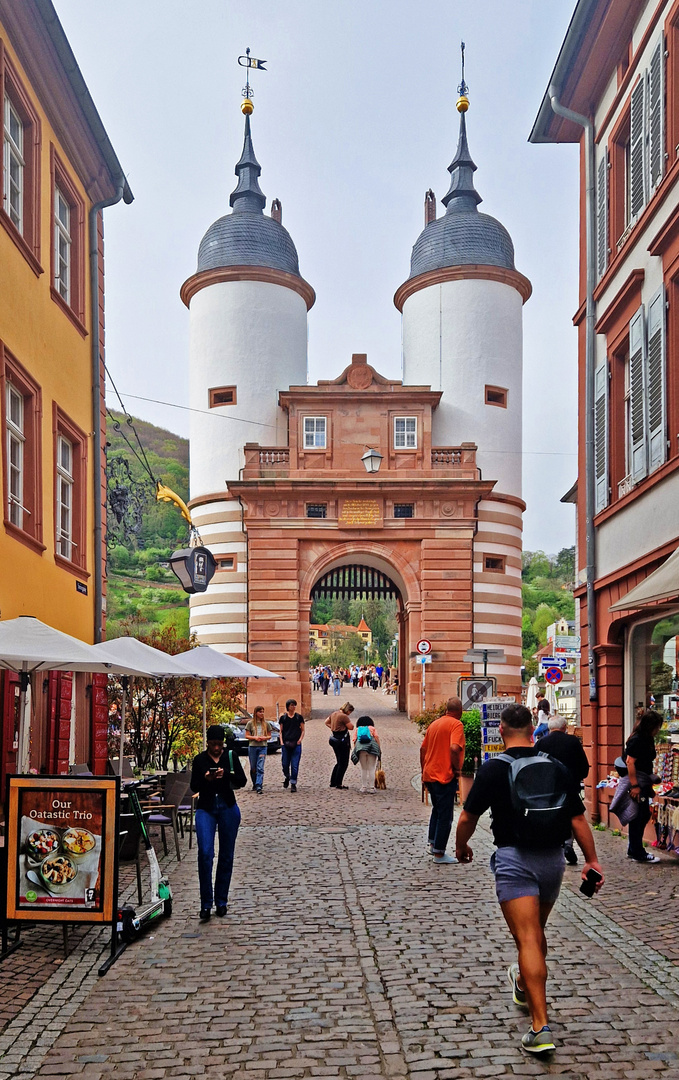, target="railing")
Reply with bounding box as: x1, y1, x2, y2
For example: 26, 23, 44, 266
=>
618, 474, 634, 499
431, 445, 477, 472
258, 449, 289, 466
242, 445, 290, 478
